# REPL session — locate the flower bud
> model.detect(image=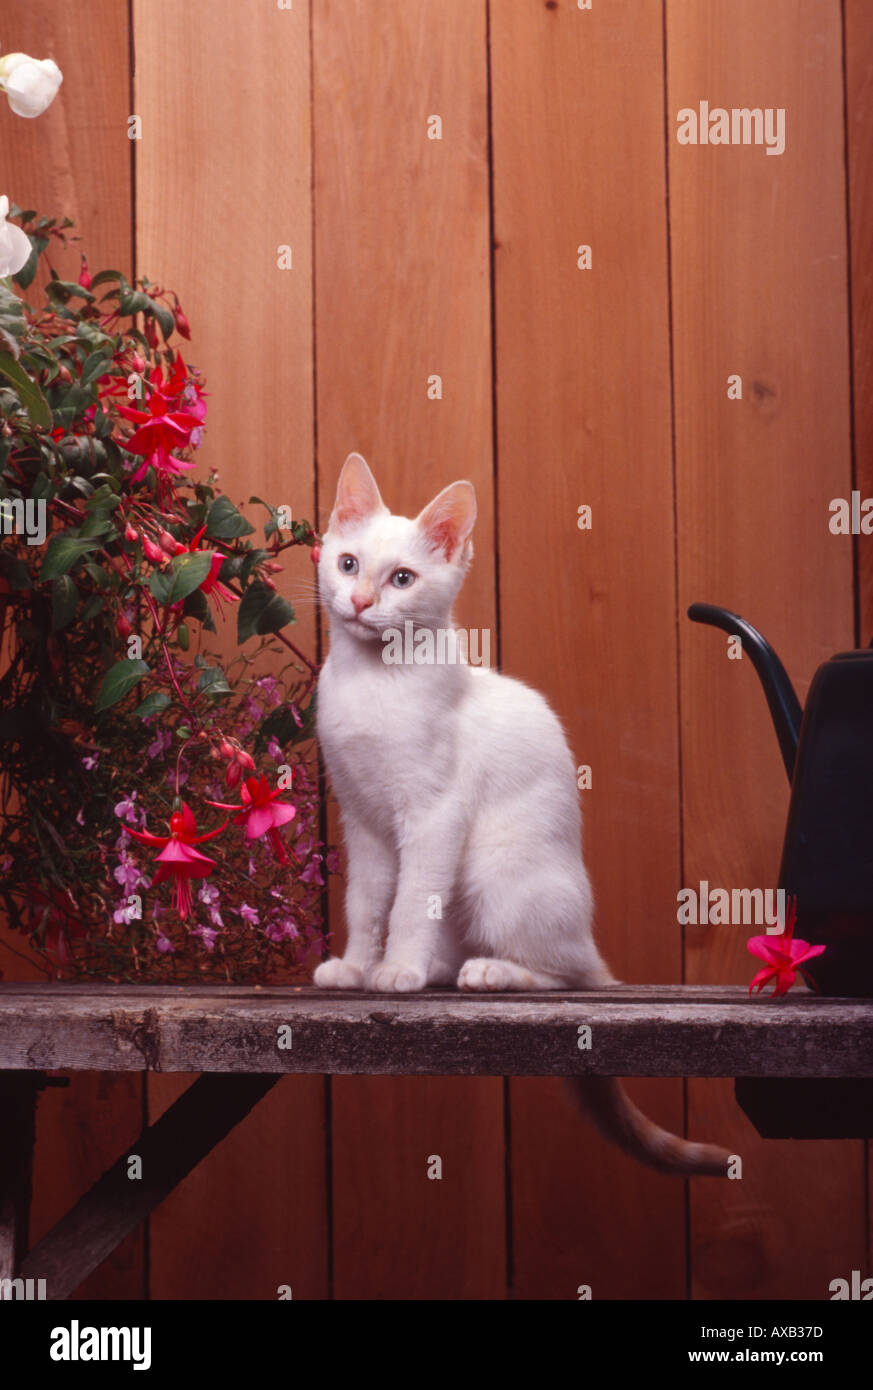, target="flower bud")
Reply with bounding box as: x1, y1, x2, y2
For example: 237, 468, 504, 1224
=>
311, 544, 321, 564
157, 528, 184, 555
238, 750, 256, 771
142, 534, 165, 564
0, 54, 63, 119
116, 612, 132, 639
219, 738, 235, 761
78, 255, 91, 290
174, 306, 191, 340
145, 317, 158, 350
225, 759, 242, 789
261, 576, 277, 591
124, 523, 139, 542
131, 353, 146, 374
